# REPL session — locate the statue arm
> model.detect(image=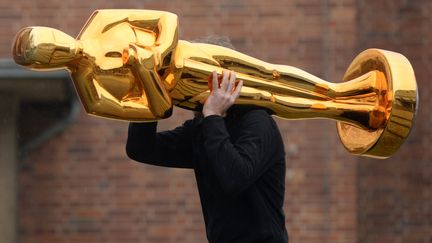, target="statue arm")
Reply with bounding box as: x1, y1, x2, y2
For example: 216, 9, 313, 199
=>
124, 11, 178, 118
124, 43, 173, 119
128, 11, 179, 68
